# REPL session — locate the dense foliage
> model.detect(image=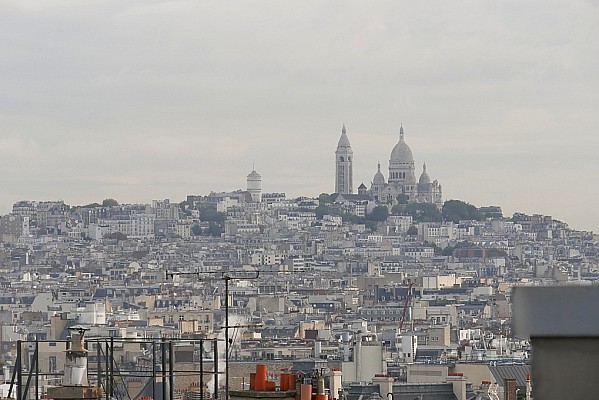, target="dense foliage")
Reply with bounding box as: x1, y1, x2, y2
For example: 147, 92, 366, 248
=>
102, 198, 119, 207
367, 206, 389, 221
442, 200, 483, 223
392, 202, 442, 222
198, 203, 226, 223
